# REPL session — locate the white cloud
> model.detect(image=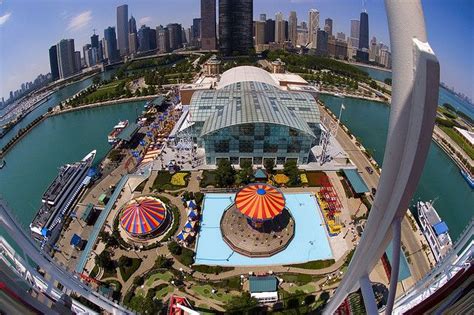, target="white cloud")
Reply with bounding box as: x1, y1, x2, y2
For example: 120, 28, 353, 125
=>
0, 12, 11, 26
139, 16, 152, 26
67, 10, 92, 31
